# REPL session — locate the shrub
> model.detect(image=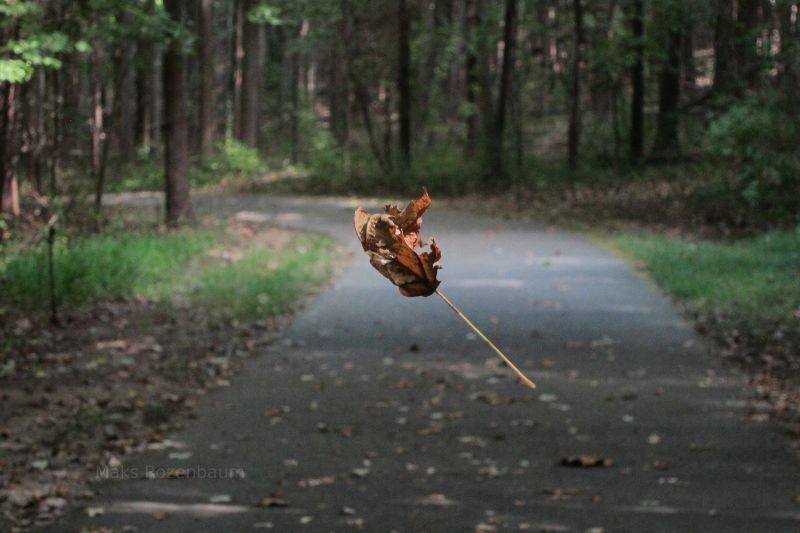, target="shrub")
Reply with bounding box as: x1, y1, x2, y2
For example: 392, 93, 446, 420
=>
699, 96, 800, 228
